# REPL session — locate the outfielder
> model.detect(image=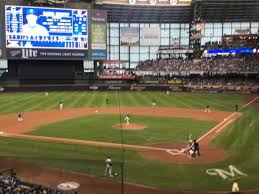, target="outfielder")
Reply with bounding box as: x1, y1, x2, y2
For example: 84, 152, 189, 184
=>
124, 114, 130, 125
105, 156, 113, 177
